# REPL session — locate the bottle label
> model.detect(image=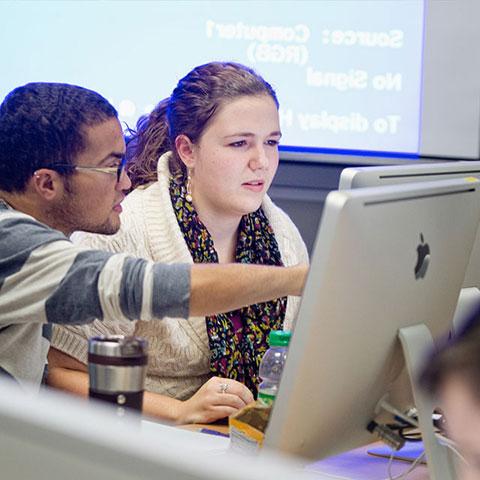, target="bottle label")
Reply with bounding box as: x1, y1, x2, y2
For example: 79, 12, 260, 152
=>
258, 391, 276, 407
